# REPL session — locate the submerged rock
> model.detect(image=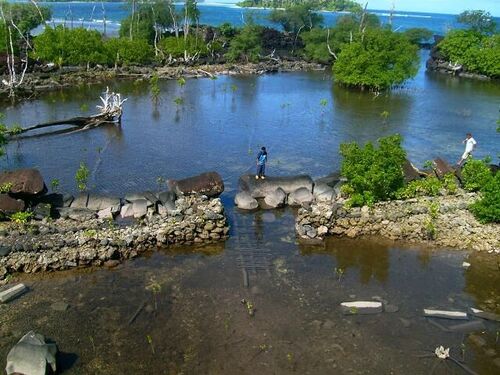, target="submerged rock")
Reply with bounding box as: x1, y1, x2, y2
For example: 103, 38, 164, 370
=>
5, 331, 57, 375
